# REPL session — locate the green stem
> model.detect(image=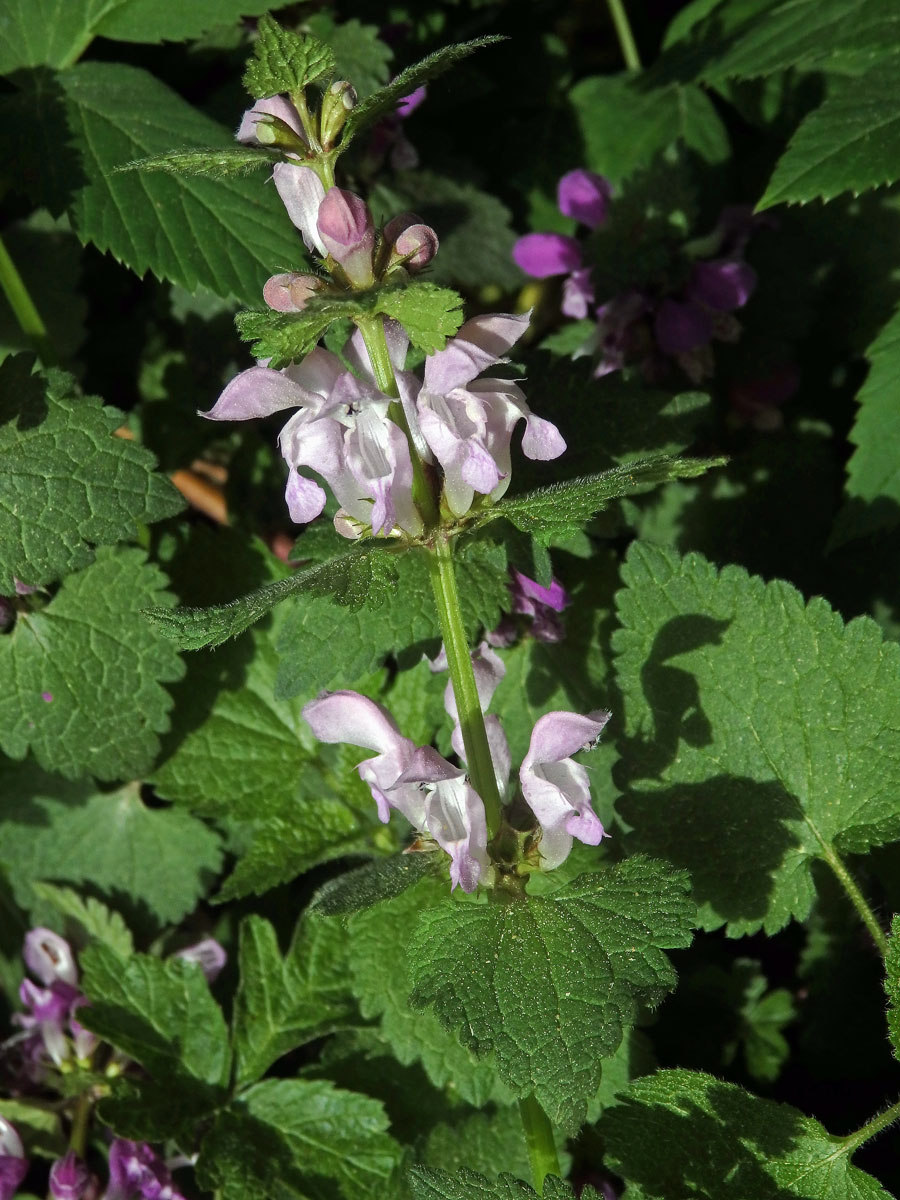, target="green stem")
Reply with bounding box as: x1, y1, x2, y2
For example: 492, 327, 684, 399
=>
68, 1091, 92, 1157
841, 1097, 900, 1155
355, 315, 439, 528
820, 843, 888, 957
427, 534, 503, 837
518, 1095, 561, 1194
606, 0, 642, 70
0, 231, 54, 363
